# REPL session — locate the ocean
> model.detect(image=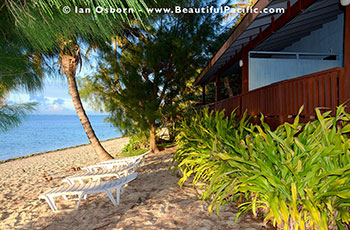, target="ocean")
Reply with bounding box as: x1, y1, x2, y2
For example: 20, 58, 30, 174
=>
0, 115, 121, 161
